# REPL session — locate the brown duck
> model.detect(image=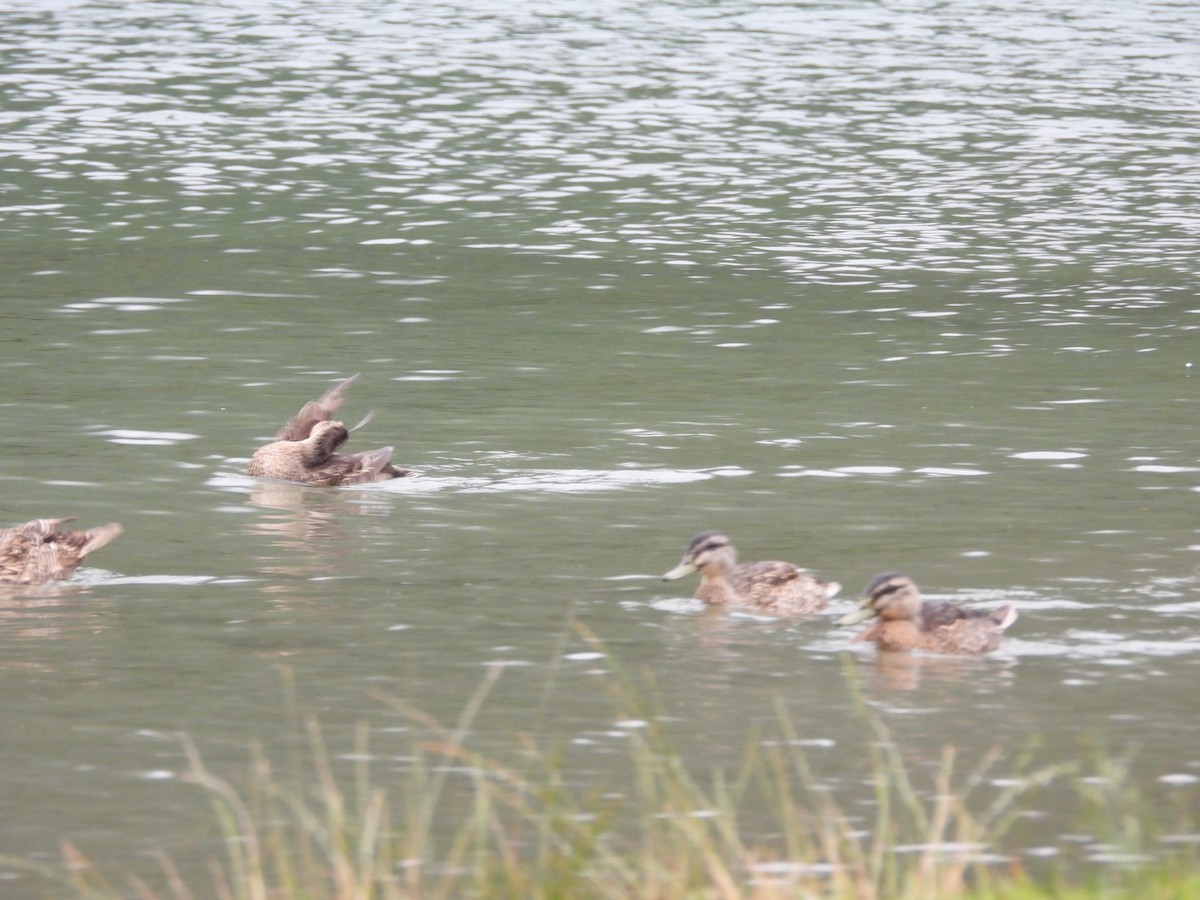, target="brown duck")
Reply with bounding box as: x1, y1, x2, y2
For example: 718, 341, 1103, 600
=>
246, 374, 412, 485
1, 517, 123, 585
837, 572, 1017, 655
662, 530, 840, 614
